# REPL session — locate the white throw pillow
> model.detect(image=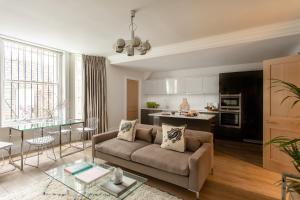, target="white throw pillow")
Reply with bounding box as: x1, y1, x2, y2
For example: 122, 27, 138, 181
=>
117, 120, 137, 142
161, 124, 186, 152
